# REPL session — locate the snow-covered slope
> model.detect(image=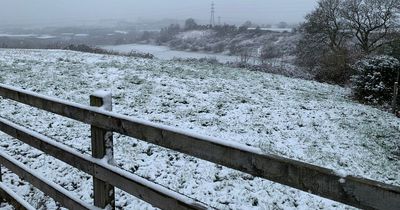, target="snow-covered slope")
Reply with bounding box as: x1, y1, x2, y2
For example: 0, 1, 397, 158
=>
0, 49, 398, 209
